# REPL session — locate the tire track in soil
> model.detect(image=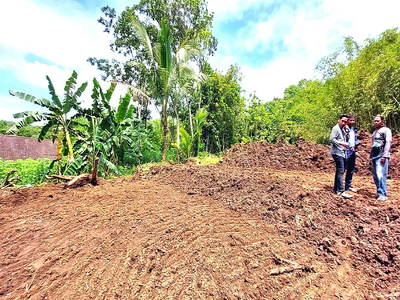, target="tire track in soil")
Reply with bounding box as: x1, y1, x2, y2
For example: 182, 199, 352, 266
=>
1, 178, 368, 299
